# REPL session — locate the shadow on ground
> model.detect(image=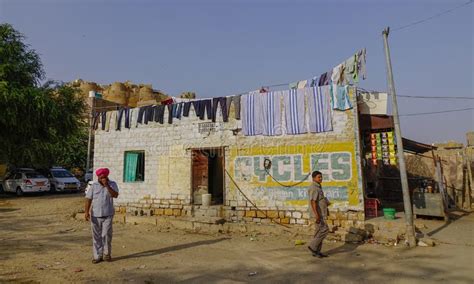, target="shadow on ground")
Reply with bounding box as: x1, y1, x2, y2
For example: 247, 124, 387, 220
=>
113, 238, 230, 261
